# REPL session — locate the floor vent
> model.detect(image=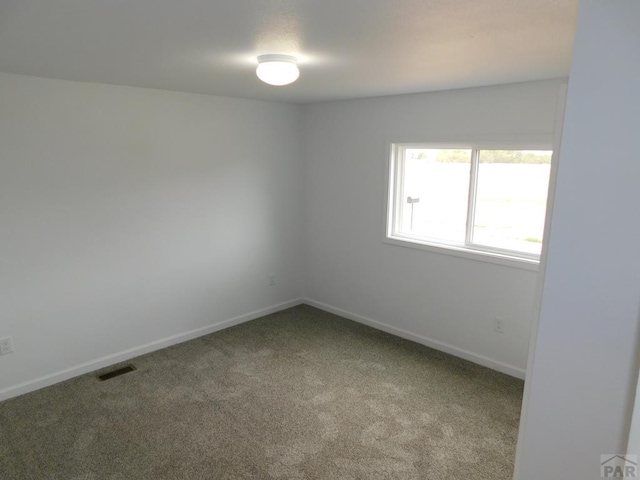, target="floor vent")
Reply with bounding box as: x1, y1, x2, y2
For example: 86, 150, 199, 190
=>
97, 364, 137, 381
